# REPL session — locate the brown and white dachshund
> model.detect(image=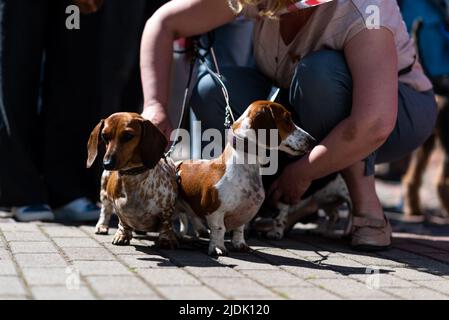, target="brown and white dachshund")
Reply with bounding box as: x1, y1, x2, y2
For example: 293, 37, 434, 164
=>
176, 101, 315, 256
87, 112, 178, 248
